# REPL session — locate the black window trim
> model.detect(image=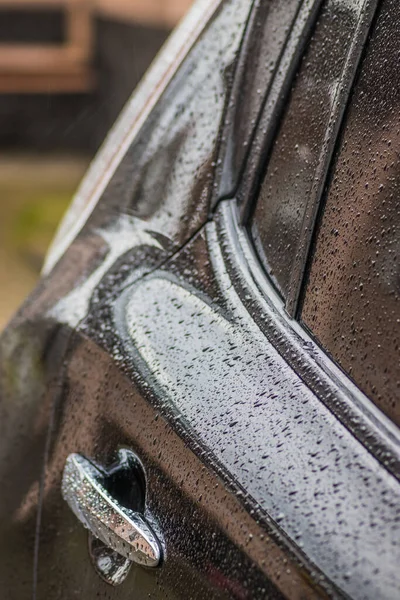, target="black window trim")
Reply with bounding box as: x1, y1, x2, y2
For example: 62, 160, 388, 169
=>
213, 0, 305, 203
215, 198, 400, 482
214, 0, 324, 208
212, 0, 400, 479
298, 0, 400, 427
221, 0, 379, 318
234, 0, 325, 222
286, 0, 379, 317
